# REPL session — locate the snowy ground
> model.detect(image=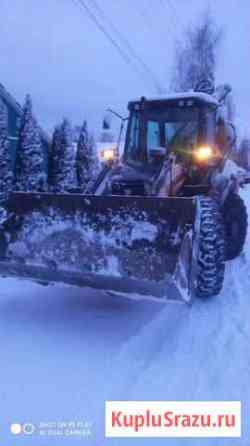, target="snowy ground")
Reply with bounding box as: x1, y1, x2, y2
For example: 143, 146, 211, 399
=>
0, 188, 250, 446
